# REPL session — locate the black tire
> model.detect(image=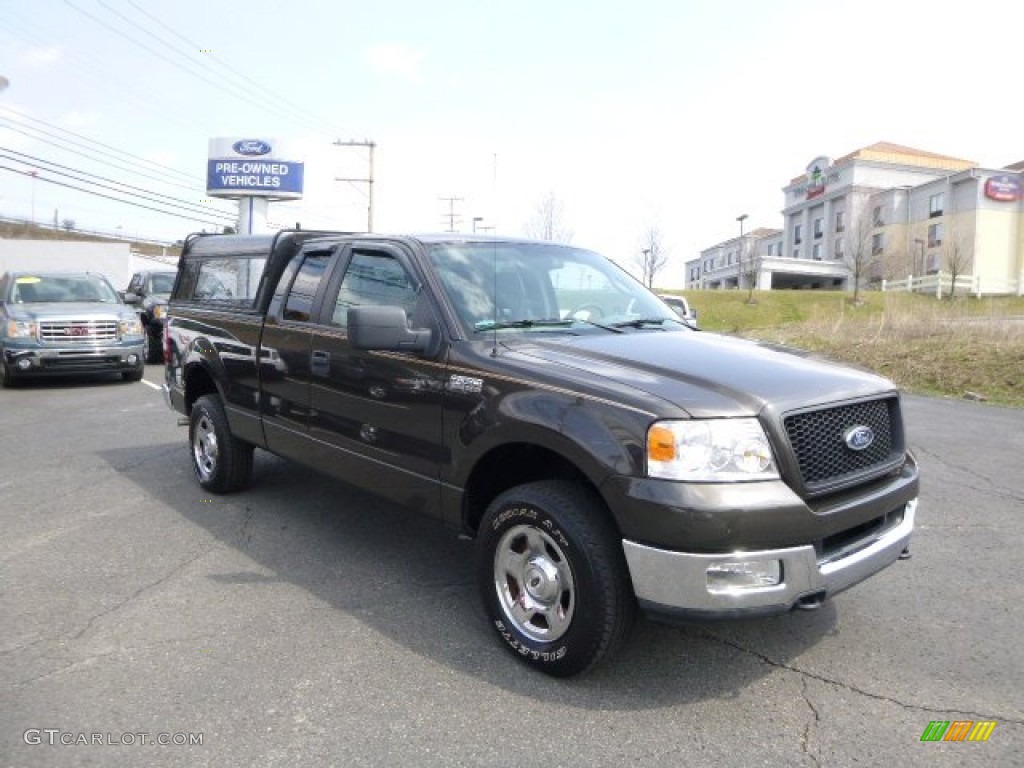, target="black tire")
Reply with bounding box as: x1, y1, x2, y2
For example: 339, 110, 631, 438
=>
0, 358, 21, 388
189, 394, 254, 493
122, 366, 145, 382
143, 326, 163, 364
476, 480, 635, 677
